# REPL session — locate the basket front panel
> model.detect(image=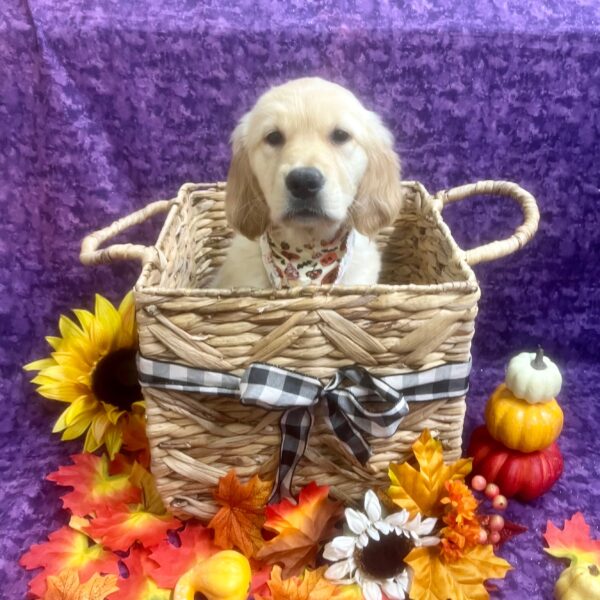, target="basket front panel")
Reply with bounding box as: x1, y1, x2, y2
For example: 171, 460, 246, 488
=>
145, 385, 466, 519
136, 288, 478, 376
